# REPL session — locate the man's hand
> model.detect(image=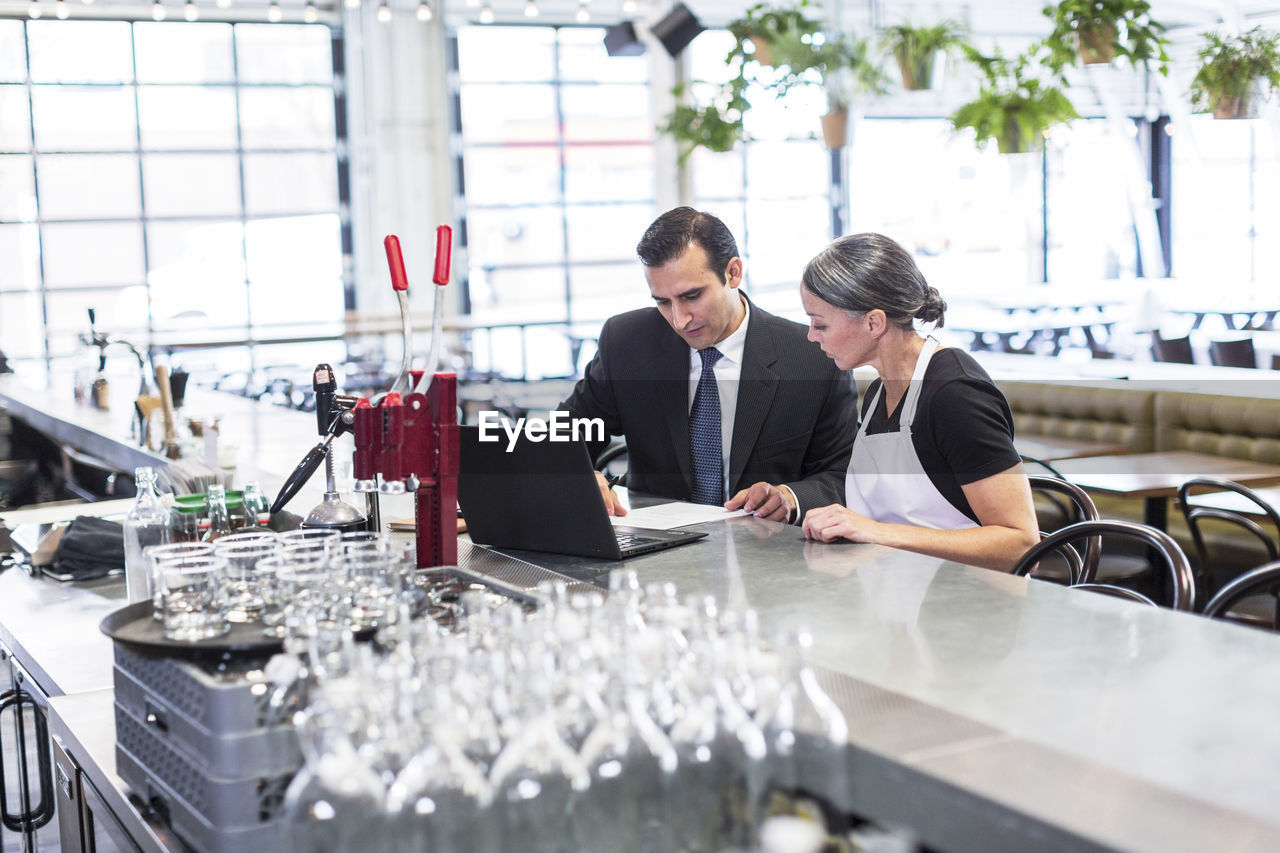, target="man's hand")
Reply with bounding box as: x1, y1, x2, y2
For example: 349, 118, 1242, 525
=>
725, 481, 795, 522
593, 470, 627, 517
